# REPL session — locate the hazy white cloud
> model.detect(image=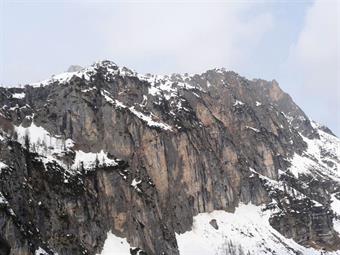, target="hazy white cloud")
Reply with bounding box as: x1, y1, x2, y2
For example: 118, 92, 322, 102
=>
104, 3, 274, 74
284, 0, 339, 133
